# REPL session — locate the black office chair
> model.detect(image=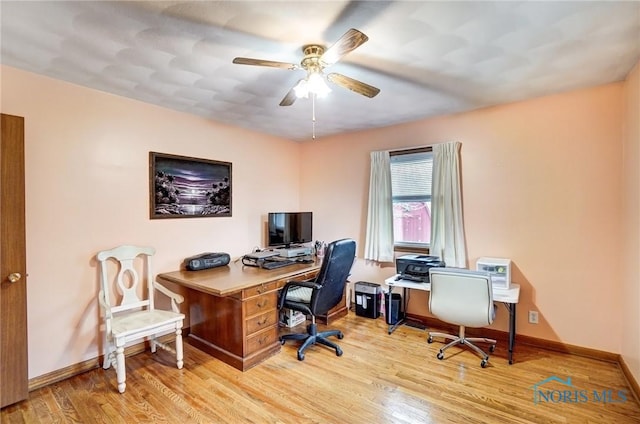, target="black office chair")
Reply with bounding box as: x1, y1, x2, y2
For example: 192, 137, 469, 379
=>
278, 238, 356, 361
